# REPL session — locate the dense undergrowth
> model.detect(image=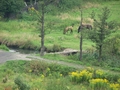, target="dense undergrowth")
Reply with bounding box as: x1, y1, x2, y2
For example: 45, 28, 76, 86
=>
0, 60, 120, 90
